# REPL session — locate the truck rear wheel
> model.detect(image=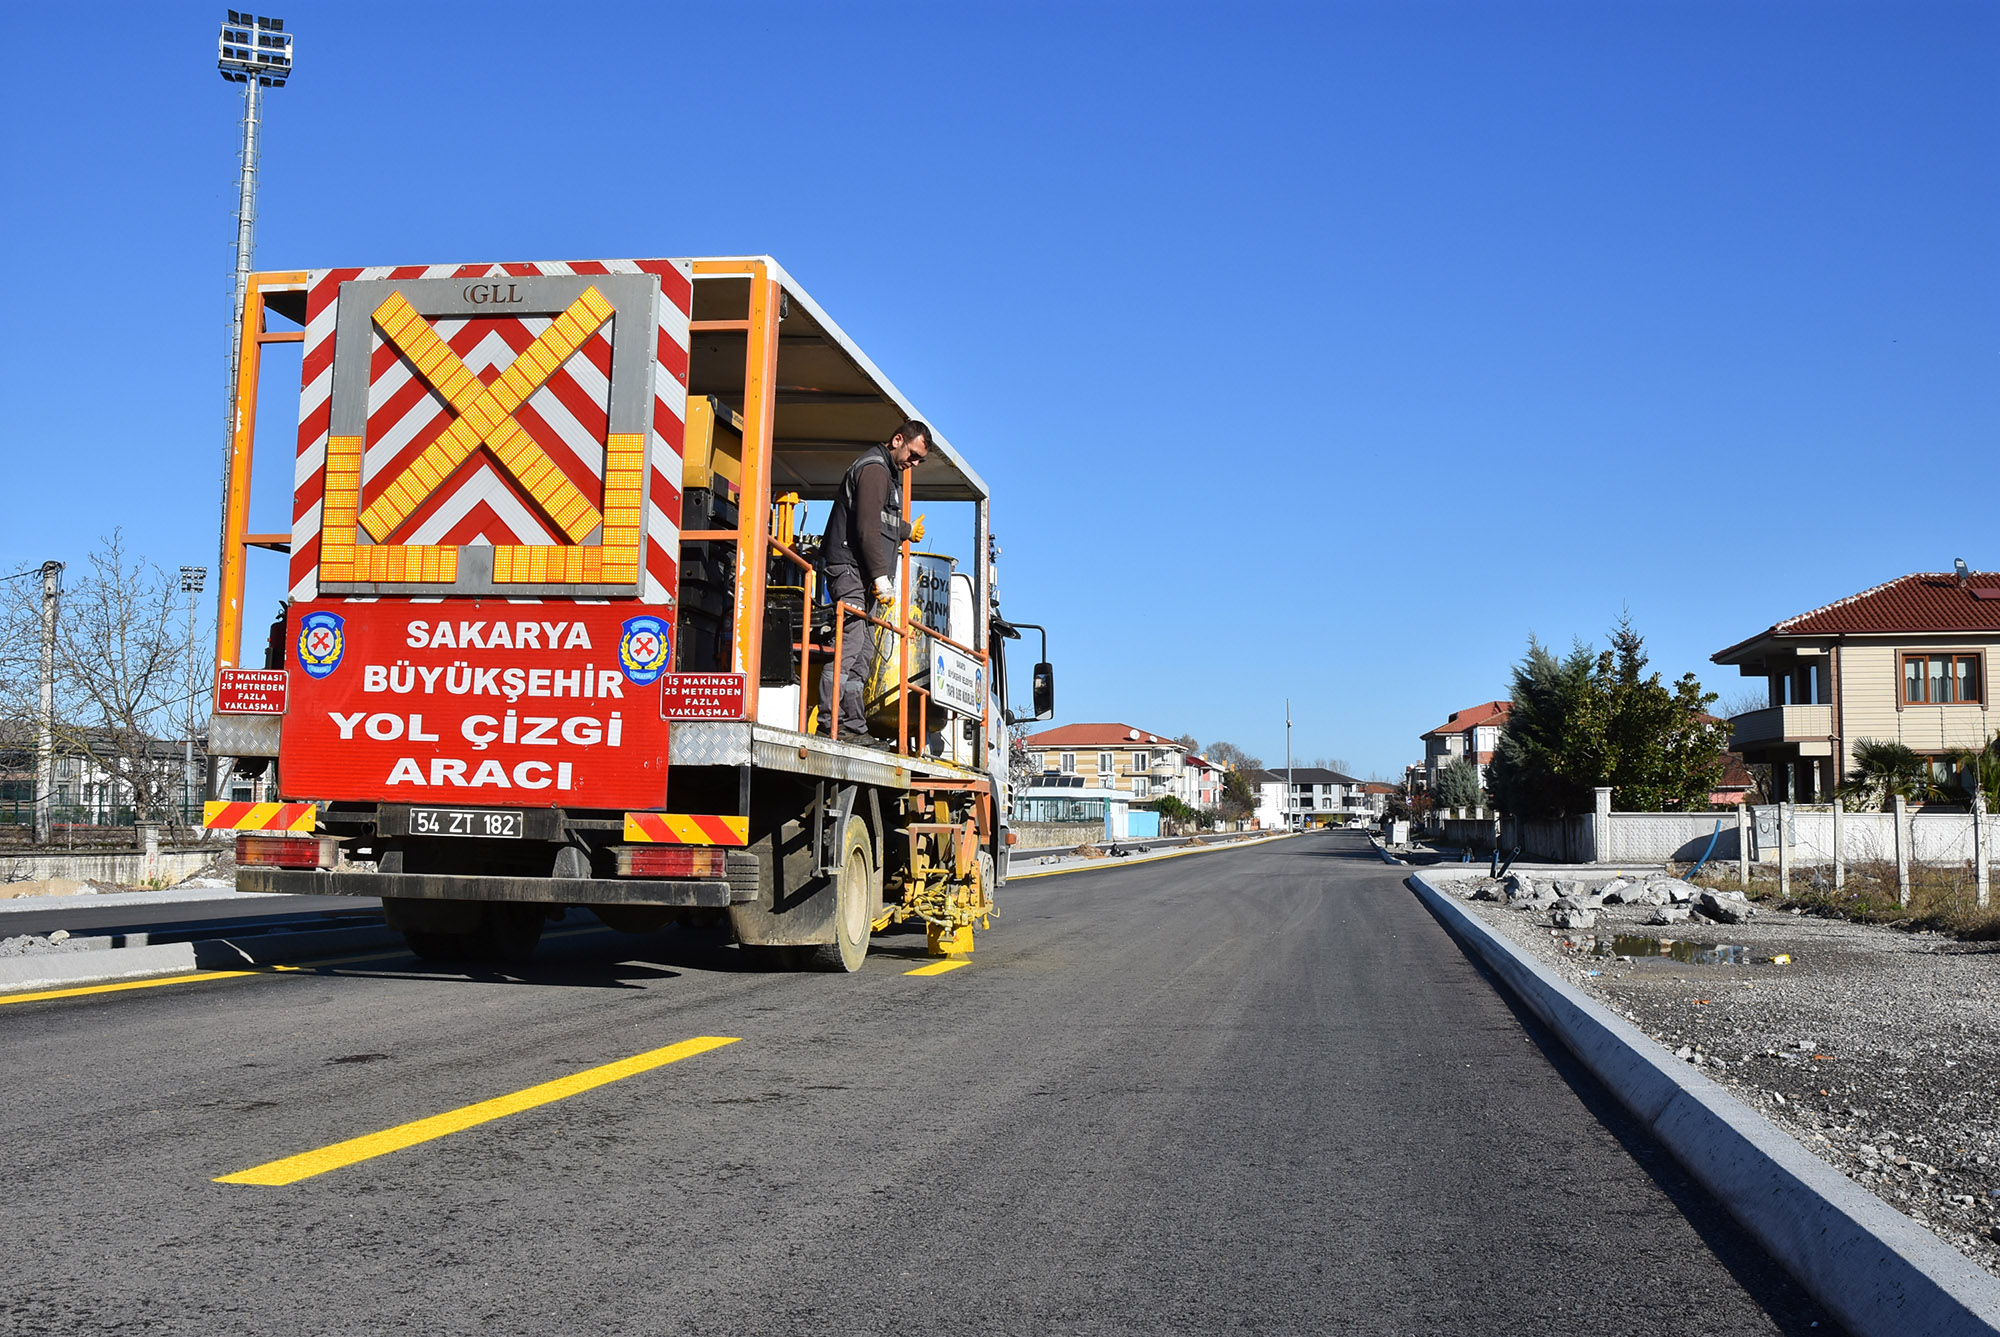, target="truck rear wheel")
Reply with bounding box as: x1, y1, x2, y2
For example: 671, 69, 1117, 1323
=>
830, 815, 876, 973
